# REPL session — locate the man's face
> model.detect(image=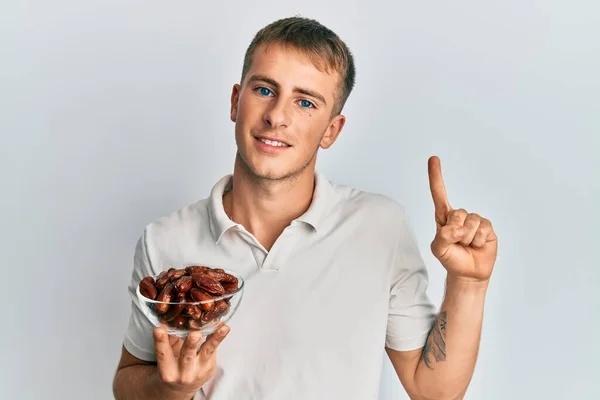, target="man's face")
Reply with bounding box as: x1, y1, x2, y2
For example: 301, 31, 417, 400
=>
230, 43, 346, 181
